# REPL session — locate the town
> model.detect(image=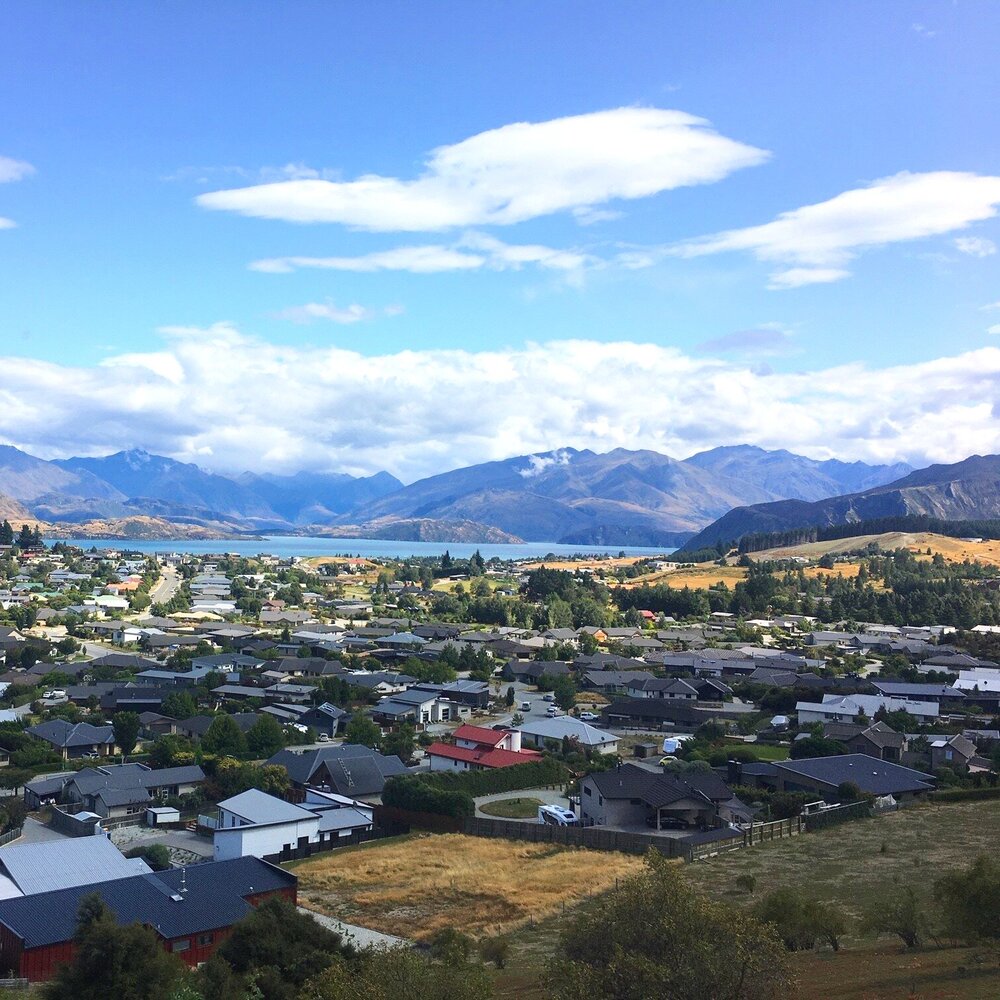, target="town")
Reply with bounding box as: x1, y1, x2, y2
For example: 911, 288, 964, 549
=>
0, 527, 997, 996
